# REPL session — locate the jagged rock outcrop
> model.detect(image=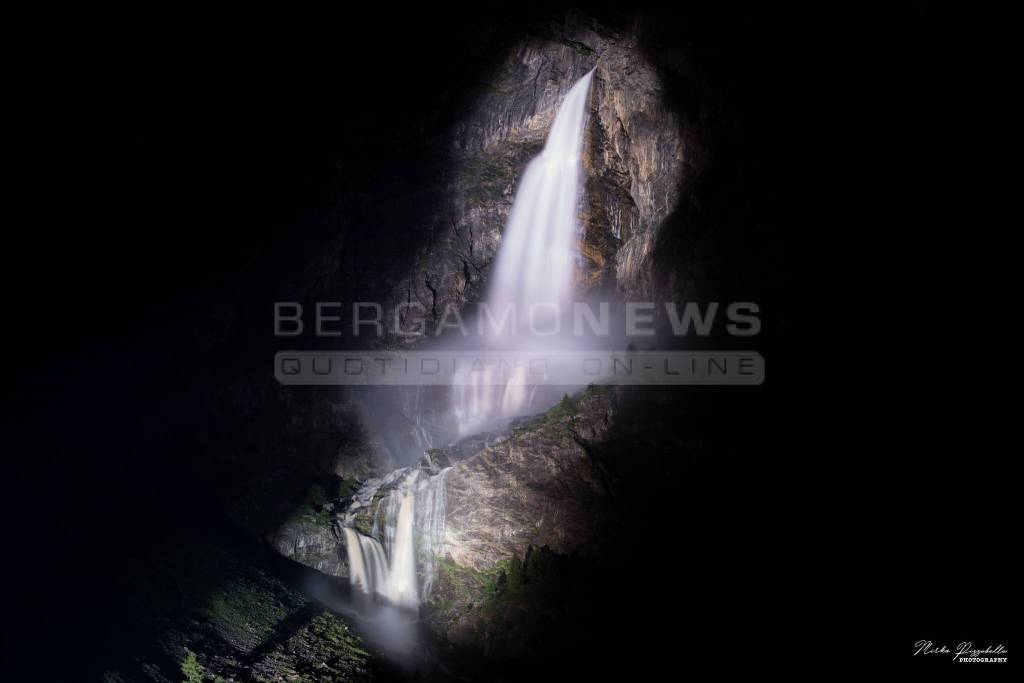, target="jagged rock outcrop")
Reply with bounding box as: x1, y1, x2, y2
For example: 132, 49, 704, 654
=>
422, 387, 620, 654
269, 517, 347, 577
439, 388, 617, 571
